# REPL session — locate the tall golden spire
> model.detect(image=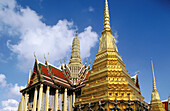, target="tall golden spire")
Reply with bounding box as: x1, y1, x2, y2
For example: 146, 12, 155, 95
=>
102, 0, 112, 33
68, 33, 82, 66
151, 58, 157, 91
76, 0, 146, 109
68, 33, 83, 78
150, 58, 165, 111
98, 0, 118, 52
61, 33, 90, 86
